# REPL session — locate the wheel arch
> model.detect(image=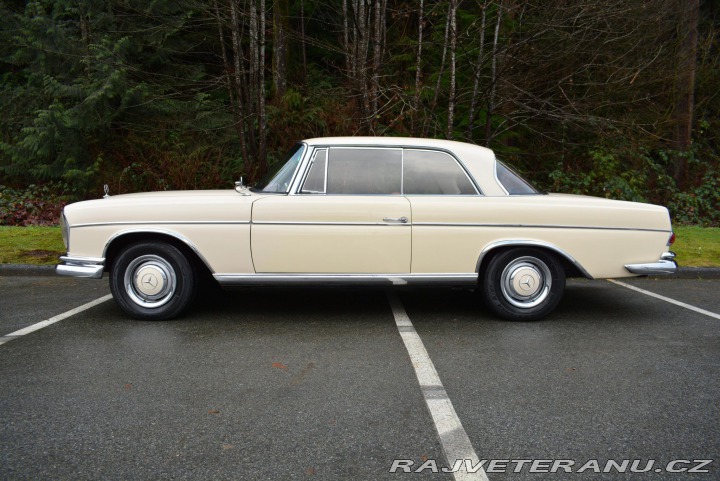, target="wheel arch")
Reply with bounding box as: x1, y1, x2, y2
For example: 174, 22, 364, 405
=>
476, 240, 593, 280
103, 229, 215, 280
